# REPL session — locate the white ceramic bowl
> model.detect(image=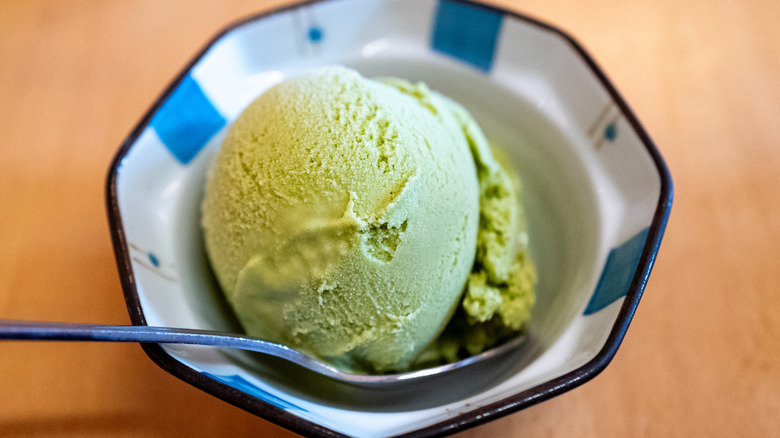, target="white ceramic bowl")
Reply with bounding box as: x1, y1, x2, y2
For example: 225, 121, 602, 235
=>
106, 0, 672, 436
